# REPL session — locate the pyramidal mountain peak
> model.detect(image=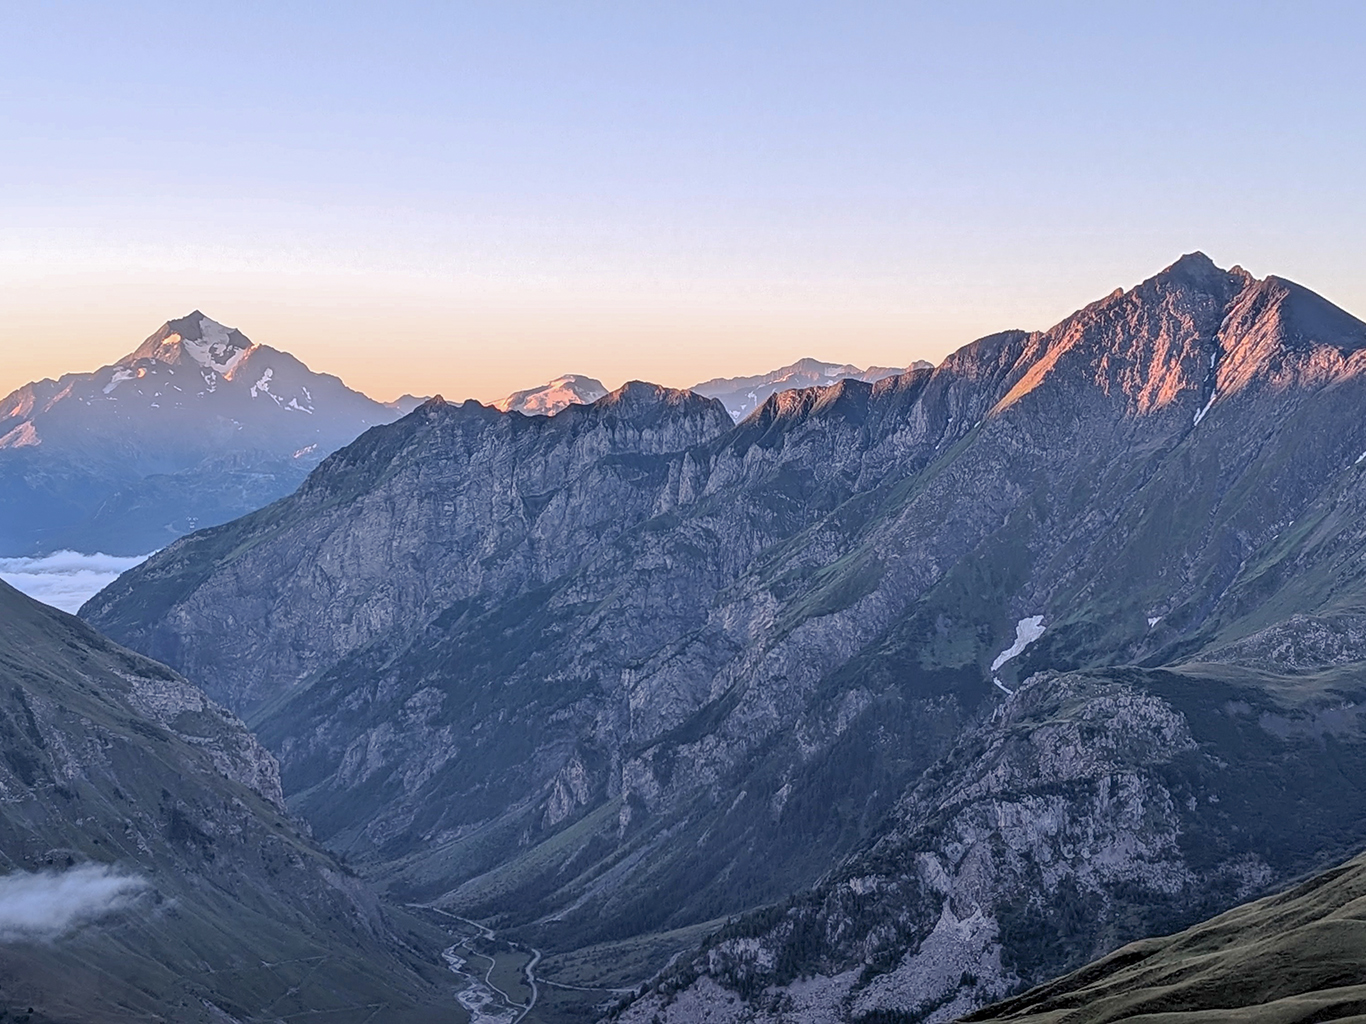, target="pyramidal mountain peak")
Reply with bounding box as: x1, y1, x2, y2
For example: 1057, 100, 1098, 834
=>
121, 310, 257, 377
0, 313, 406, 555
982, 252, 1366, 426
